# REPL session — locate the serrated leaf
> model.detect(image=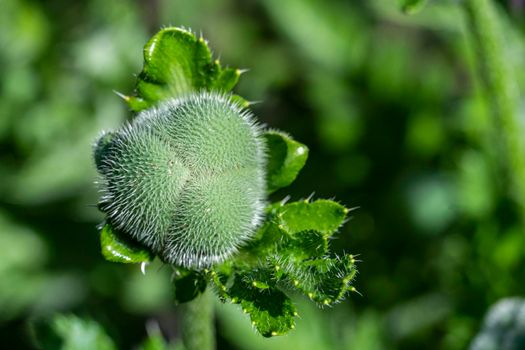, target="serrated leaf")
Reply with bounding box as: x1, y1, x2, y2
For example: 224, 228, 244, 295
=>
172, 268, 207, 304
243, 219, 289, 256
265, 131, 308, 193
276, 199, 347, 237
277, 255, 357, 306
285, 229, 328, 259
399, 0, 428, 15
241, 268, 275, 290
243, 200, 343, 259
211, 67, 240, 91
127, 27, 242, 111
100, 222, 154, 264
250, 226, 327, 262
228, 277, 296, 337
209, 271, 231, 302
30, 314, 117, 350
